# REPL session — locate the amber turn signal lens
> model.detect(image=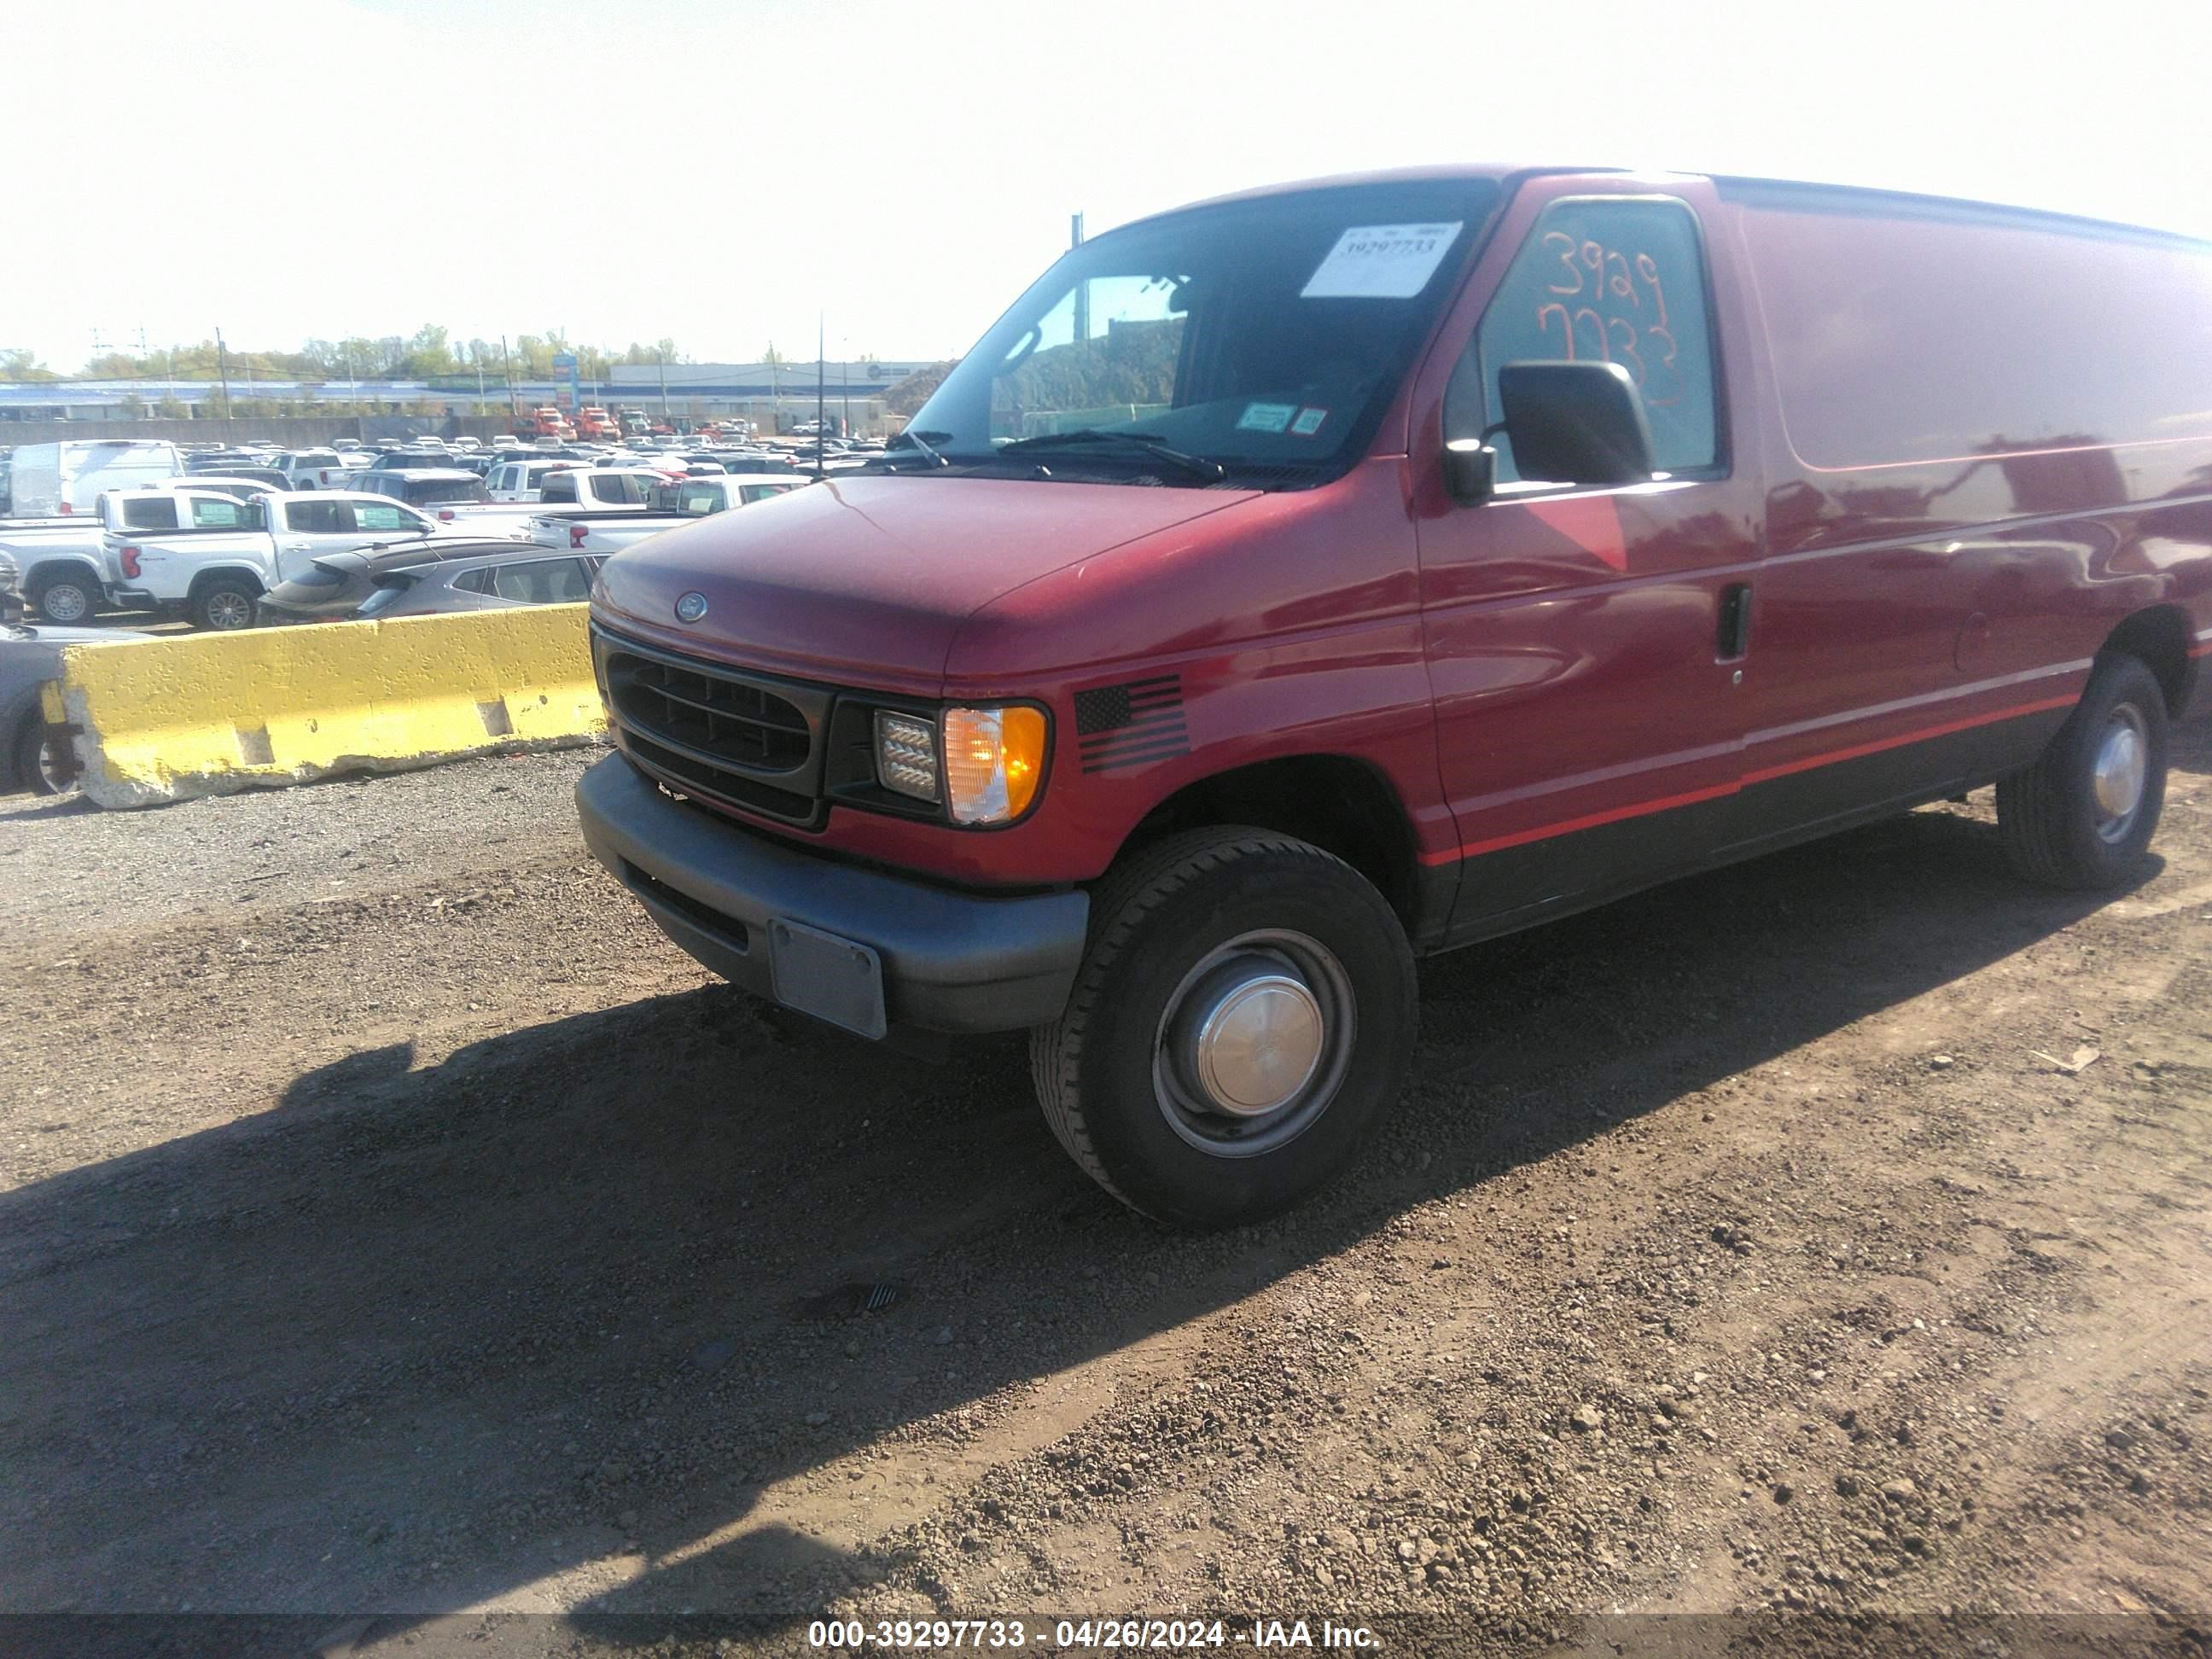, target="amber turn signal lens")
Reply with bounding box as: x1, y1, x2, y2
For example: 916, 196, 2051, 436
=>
941, 705, 1047, 824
